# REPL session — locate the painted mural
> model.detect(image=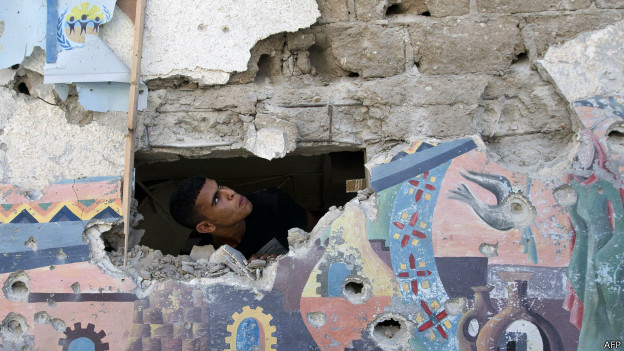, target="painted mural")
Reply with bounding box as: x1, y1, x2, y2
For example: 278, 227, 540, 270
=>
0, 102, 623, 349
